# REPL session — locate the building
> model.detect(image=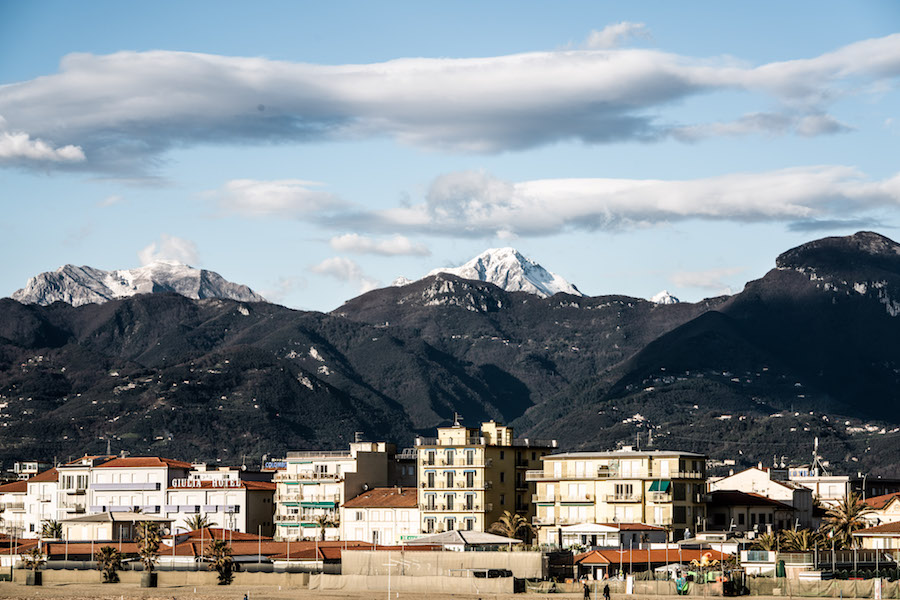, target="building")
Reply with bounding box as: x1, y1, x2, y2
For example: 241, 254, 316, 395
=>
12, 461, 52, 481
273, 441, 402, 541
55, 455, 115, 520
23, 468, 60, 537
553, 522, 667, 549
415, 421, 557, 535
528, 448, 707, 543
704, 490, 796, 534
60, 511, 173, 542
341, 487, 419, 545
708, 467, 814, 528
82, 456, 192, 514
165, 464, 276, 536
0, 479, 27, 537
574, 547, 731, 579
788, 466, 851, 507
853, 521, 900, 549
862, 492, 900, 526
